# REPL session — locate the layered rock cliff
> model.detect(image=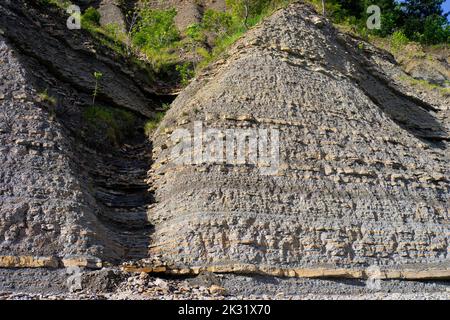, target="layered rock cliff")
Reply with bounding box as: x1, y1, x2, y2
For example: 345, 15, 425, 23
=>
148, 2, 449, 276
0, 0, 448, 290
0, 0, 163, 266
